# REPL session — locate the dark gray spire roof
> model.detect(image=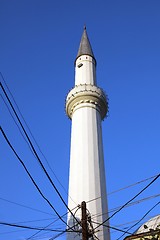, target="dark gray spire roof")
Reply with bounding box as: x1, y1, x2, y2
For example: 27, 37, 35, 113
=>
76, 26, 96, 61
